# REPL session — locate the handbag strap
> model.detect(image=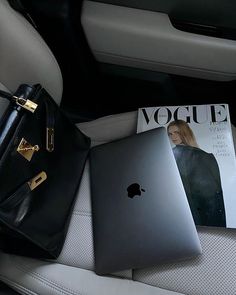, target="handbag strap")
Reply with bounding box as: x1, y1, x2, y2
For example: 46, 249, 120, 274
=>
0, 87, 55, 152
0, 88, 38, 113
0, 171, 47, 211
0, 89, 14, 102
